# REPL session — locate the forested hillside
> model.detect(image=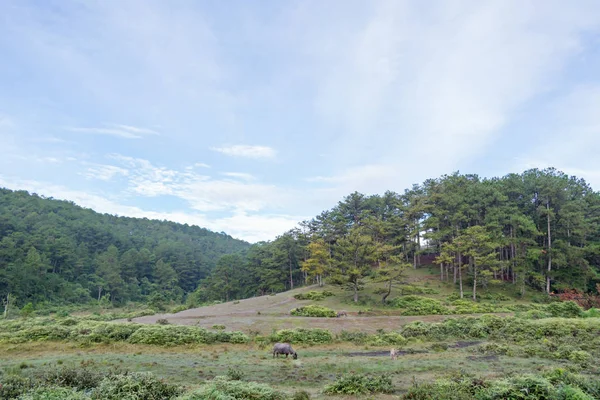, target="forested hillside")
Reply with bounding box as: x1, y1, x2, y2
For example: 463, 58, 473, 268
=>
0, 188, 250, 307
197, 168, 600, 303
